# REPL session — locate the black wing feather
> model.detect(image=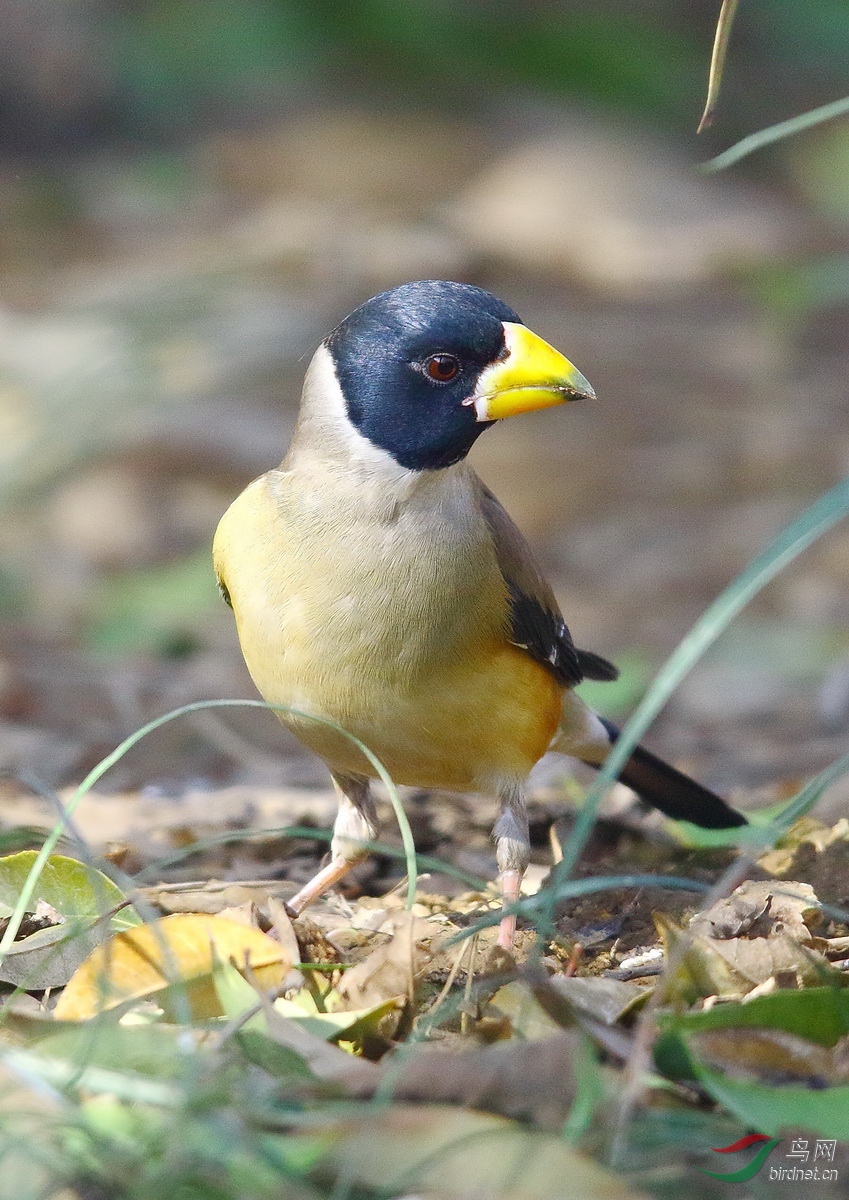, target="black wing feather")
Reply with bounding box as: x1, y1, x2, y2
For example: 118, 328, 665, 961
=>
477, 480, 618, 689
506, 583, 619, 688
576, 648, 619, 682
506, 582, 584, 687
